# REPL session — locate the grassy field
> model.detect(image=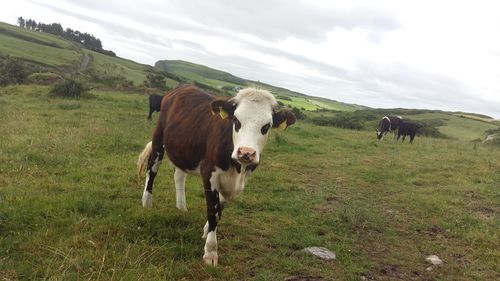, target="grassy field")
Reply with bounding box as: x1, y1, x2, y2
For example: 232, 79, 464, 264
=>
0, 85, 498, 280
407, 113, 498, 141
